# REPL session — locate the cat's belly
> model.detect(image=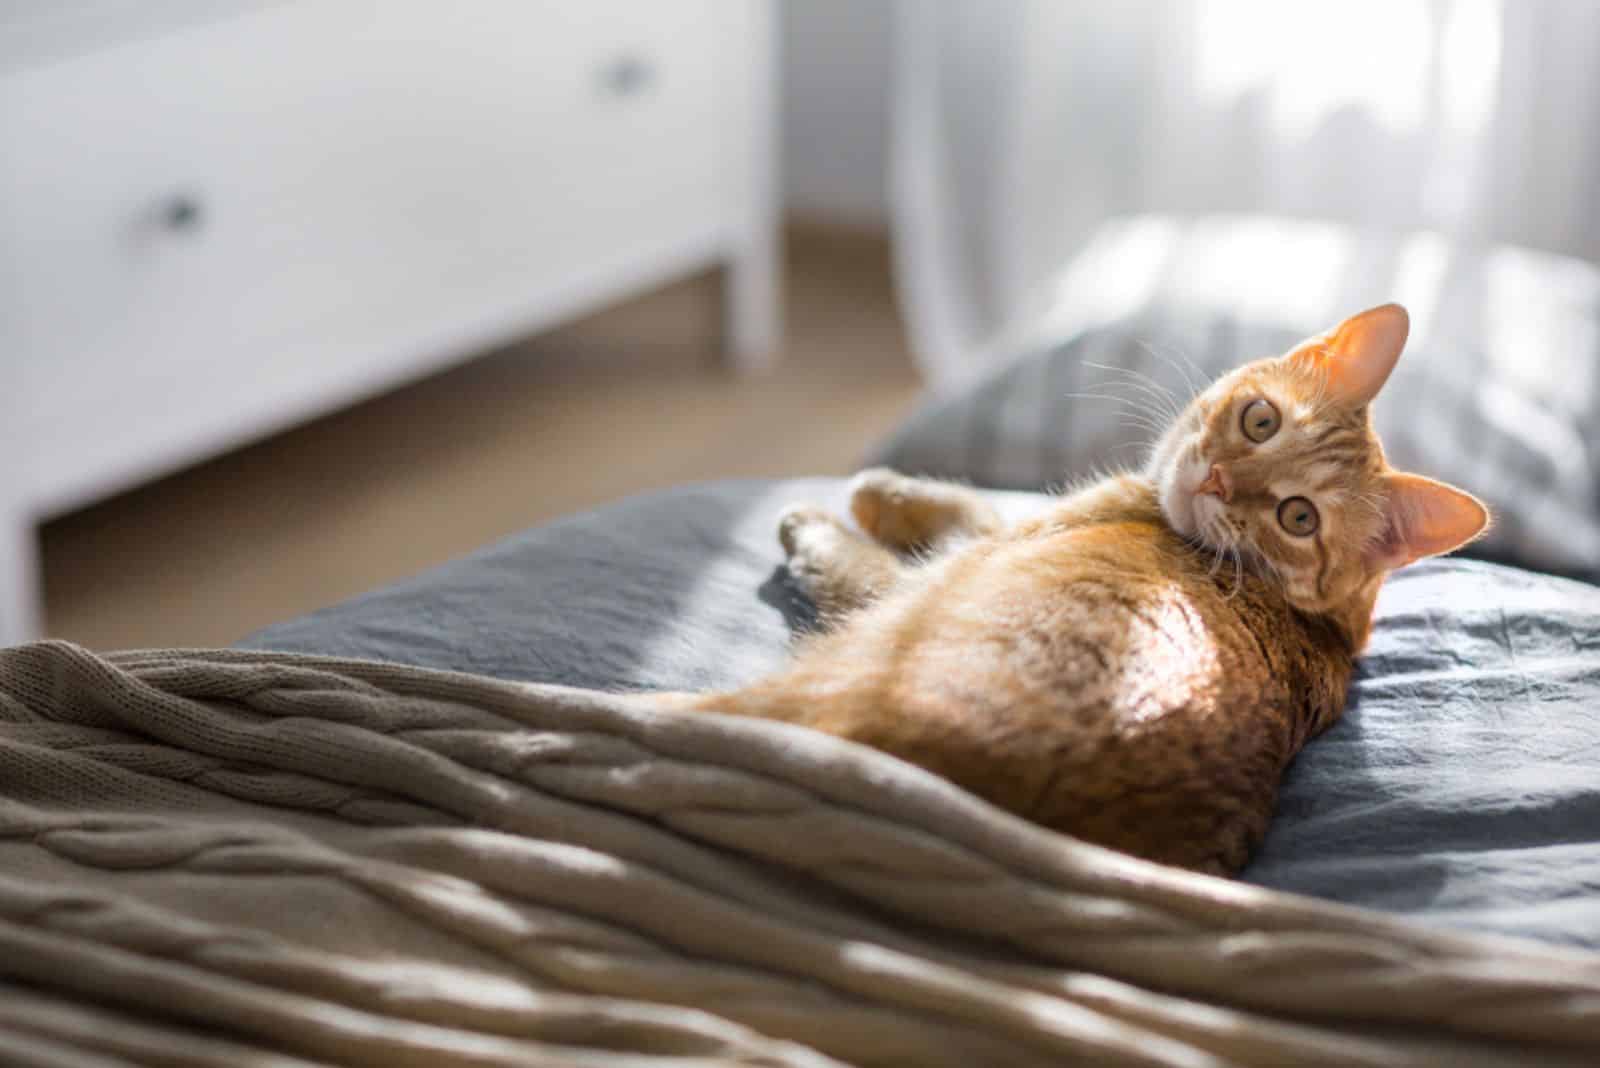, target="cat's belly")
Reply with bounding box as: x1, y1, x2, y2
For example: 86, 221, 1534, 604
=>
759, 527, 1325, 872
888, 529, 1278, 721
